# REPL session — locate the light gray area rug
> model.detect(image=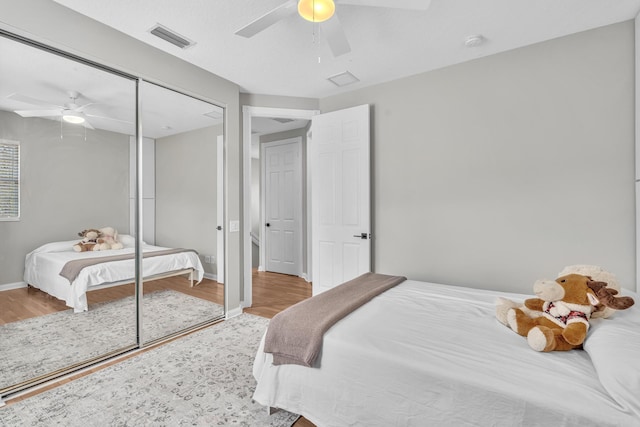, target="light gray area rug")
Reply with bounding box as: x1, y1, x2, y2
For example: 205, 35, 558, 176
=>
0, 290, 224, 389
0, 314, 297, 427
